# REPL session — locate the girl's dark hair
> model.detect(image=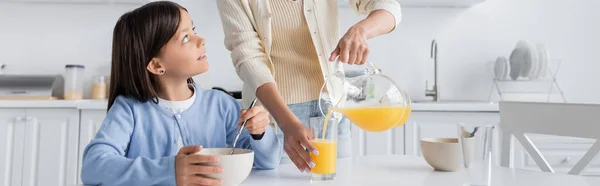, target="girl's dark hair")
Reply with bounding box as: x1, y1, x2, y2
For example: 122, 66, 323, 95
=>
108, 1, 194, 111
